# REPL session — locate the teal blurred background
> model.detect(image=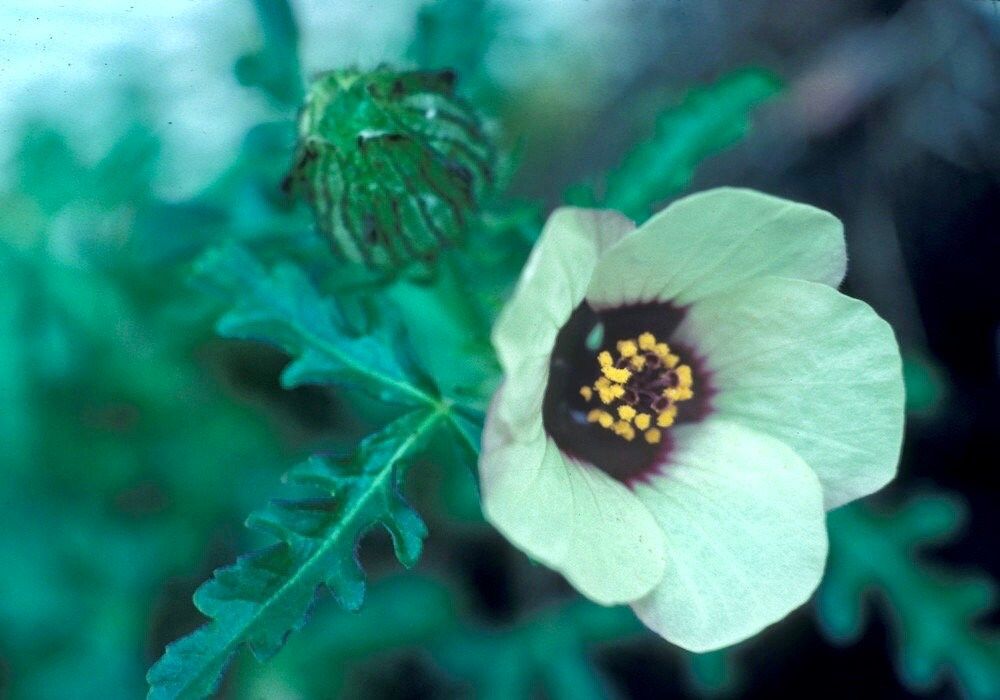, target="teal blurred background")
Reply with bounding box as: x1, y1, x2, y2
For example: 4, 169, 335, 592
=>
1, 1, 998, 698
